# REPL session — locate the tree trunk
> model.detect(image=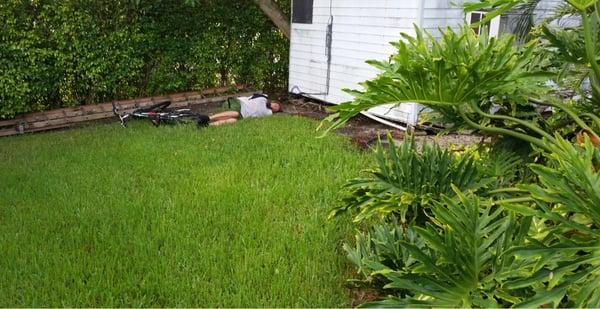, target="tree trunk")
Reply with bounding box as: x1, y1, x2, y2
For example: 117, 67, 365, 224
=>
253, 0, 290, 39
